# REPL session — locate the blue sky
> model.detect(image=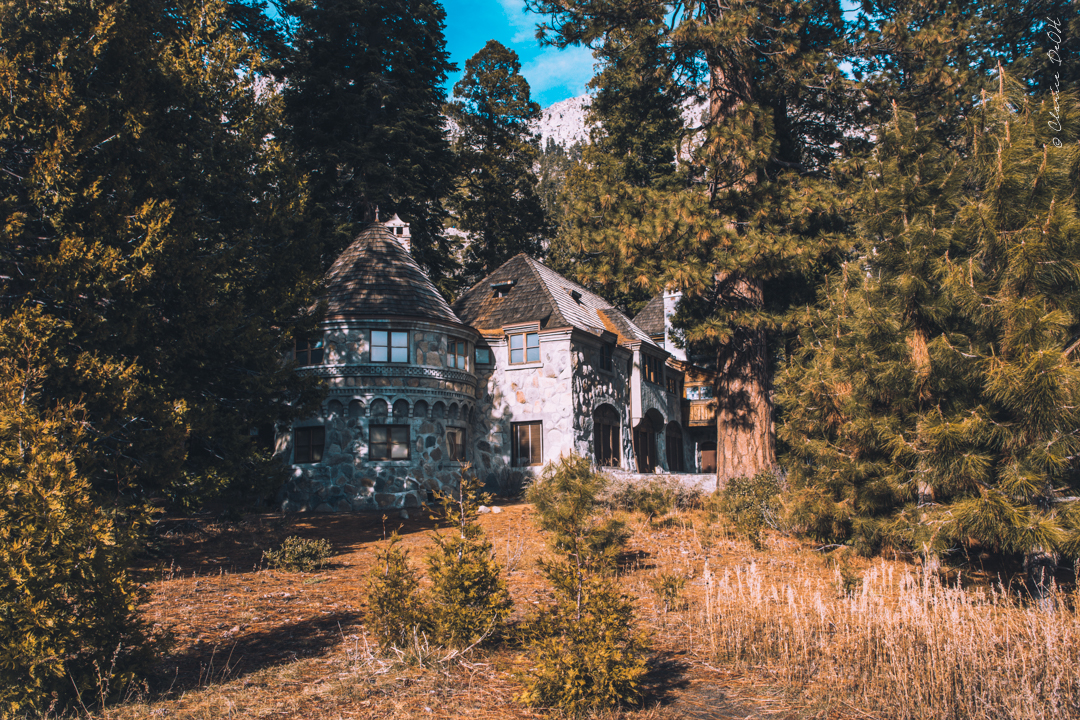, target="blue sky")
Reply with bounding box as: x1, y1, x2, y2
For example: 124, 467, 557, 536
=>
442, 0, 594, 108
